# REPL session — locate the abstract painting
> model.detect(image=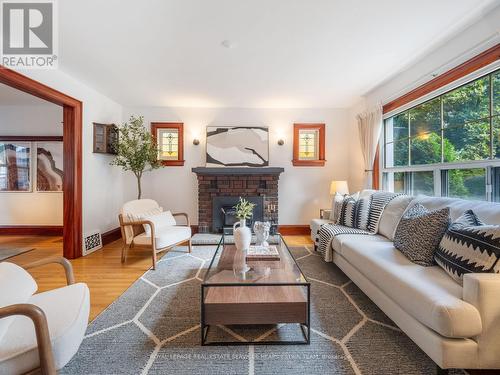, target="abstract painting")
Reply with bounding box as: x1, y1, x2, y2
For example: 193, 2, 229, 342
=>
206, 126, 269, 167
0, 142, 31, 192
36, 142, 63, 192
